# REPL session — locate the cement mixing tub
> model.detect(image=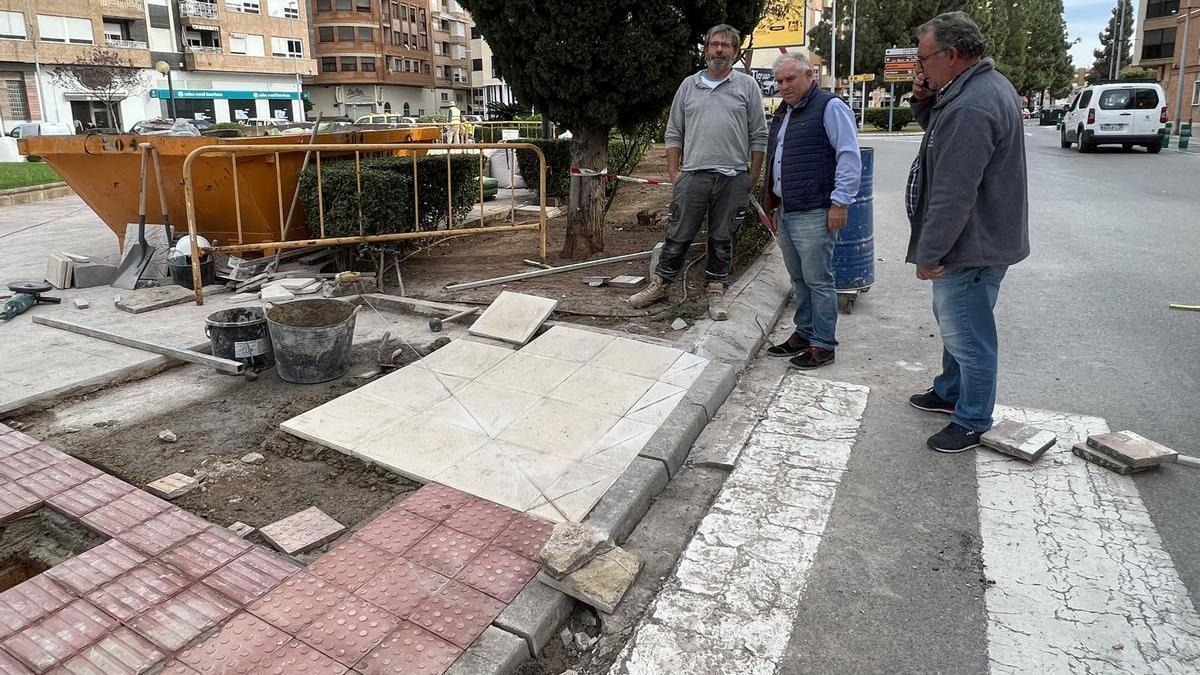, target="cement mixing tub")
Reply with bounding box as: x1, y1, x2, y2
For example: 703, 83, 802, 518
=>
266, 298, 359, 384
